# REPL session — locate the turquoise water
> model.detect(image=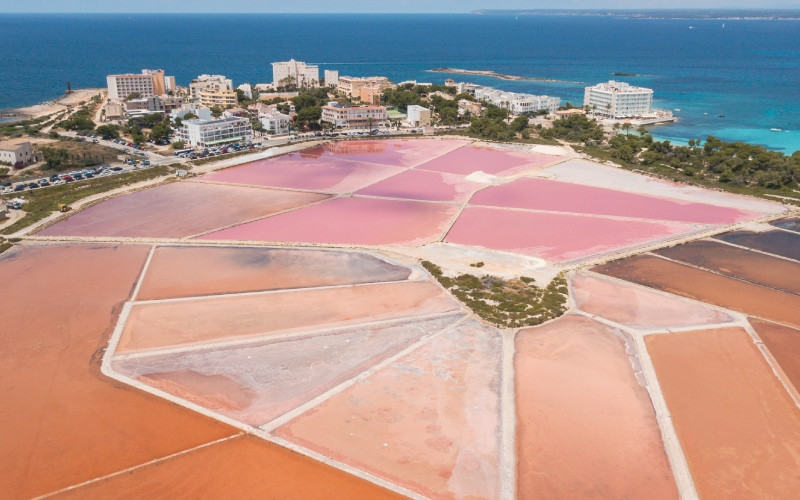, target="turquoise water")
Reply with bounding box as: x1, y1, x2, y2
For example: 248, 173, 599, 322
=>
0, 13, 798, 152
